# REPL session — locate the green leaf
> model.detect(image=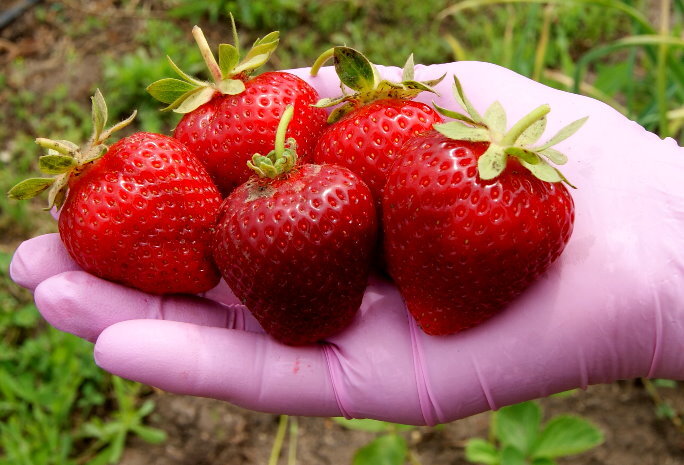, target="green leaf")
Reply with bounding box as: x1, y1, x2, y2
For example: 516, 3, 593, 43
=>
520, 159, 566, 184
465, 438, 500, 465
500, 445, 526, 465
216, 79, 246, 95
314, 96, 349, 108
166, 55, 205, 86
517, 116, 547, 146
402, 54, 415, 81
484, 101, 507, 136
218, 43, 240, 78
435, 122, 490, 142
146, 78, 197, 104
433, 101, 481, 126
39, 155, 76, 174
495, 401, 542, 456
352, 434, 407, 465
539, 148, 568, 165
47, 173, 70, 210
452, 75, 484, 124
132, 424, 167, 444
7, 178, 55, 200
173, 87, 216, 114
535, 116, 588, 151
653, 379, 678, 388
504, 147, 541, 165
532, 458, 556, 465
531, 415, 603, 459
91, 89, 108, 141
334, 46, 377, 92
477, 145, 508, 180
333, 418, 392, 432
